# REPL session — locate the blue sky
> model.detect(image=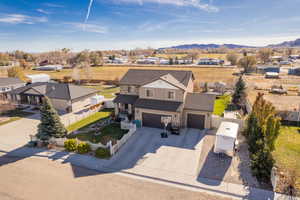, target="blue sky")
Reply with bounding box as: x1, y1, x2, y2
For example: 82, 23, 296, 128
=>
0, 0, 300, 51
